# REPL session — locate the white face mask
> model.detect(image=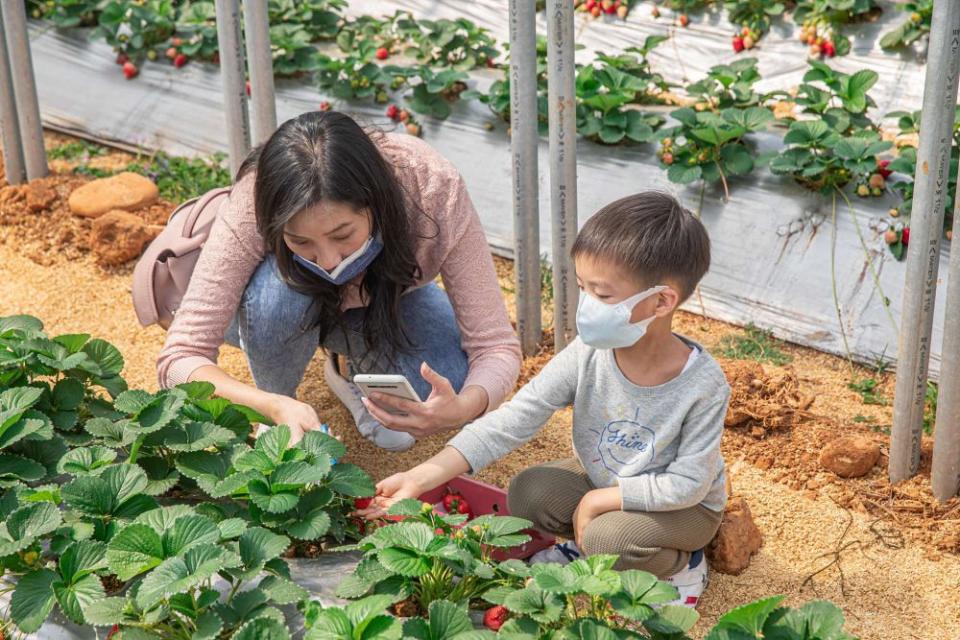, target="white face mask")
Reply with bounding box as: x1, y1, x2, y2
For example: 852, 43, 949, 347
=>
576, 286, 666, 349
